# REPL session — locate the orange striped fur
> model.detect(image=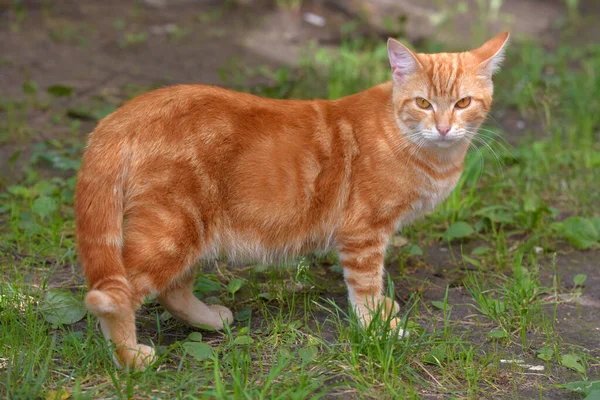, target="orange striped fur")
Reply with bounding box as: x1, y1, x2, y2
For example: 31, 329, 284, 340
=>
75, 32, 509, 369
